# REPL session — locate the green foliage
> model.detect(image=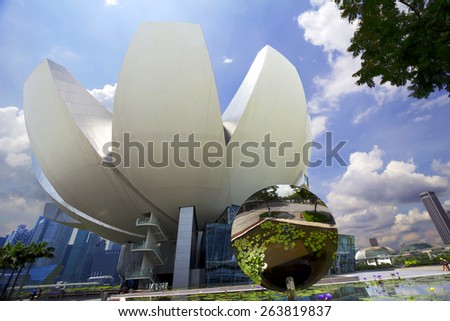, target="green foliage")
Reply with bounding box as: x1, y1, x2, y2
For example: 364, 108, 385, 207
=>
404, 259, 419, 267
334, 0, 450, 99
393, 252, 450, 267
303, 211, 333, 223
1, 241, 55, 299
252, 186, 279, 204
232, 237, 266, 284
0, 242, 54, 271
232, 220, 338, 285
